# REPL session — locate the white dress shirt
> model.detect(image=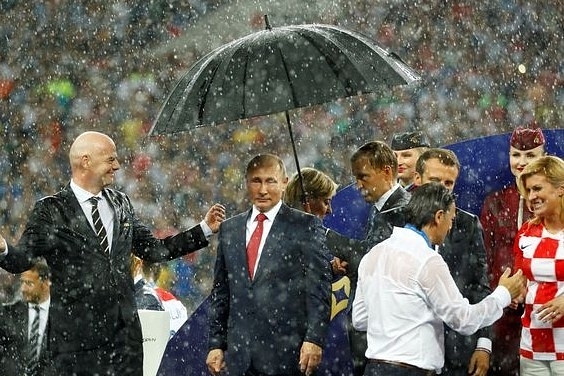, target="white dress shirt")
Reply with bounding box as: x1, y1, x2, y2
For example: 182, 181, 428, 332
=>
246, 201, 282, 275
352, 226, 511, 372
28, 297, 50, 355
71, 180, 115, 251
